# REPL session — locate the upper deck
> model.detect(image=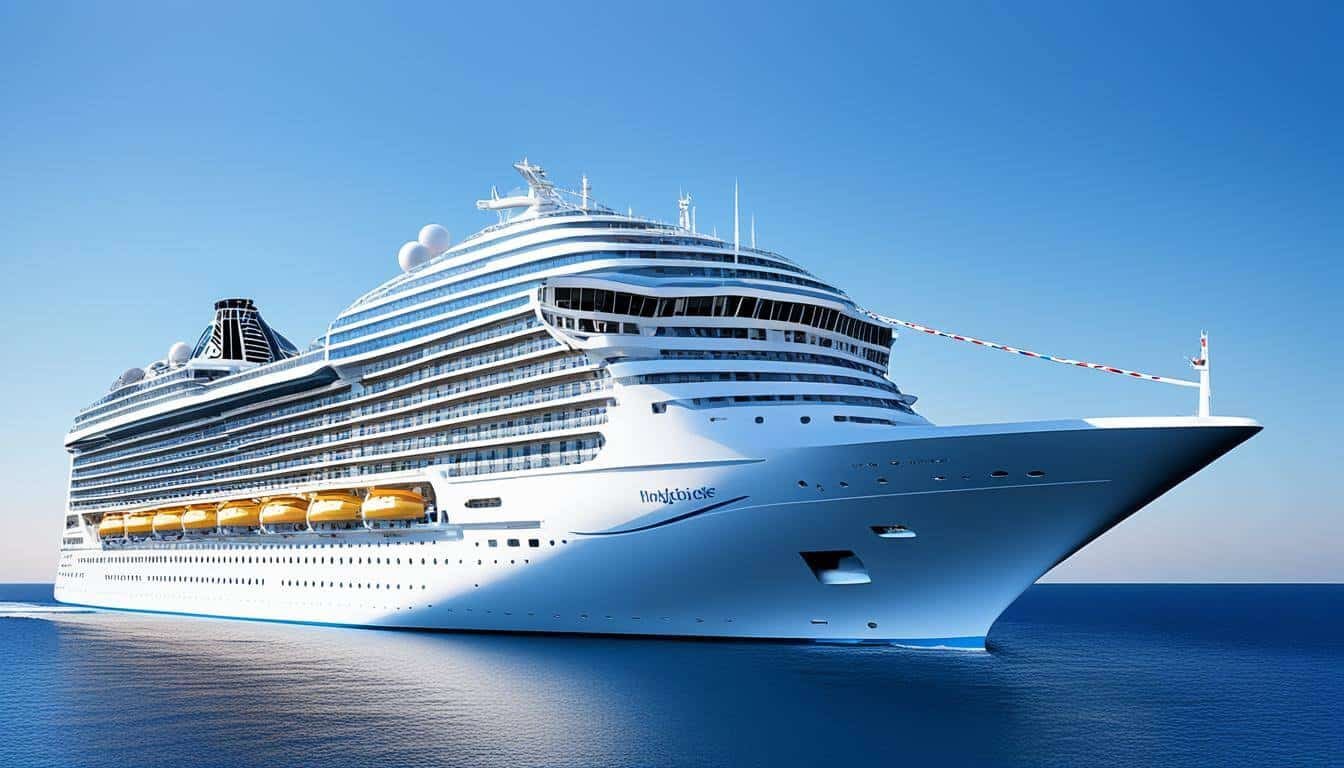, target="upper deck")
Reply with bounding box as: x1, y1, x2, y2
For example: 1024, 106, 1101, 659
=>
67, 161, 906, 455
